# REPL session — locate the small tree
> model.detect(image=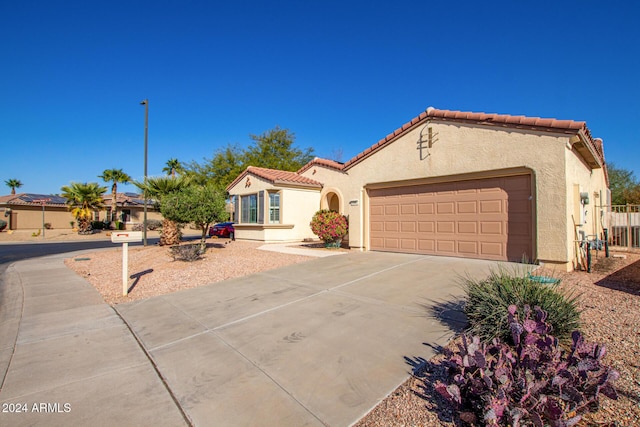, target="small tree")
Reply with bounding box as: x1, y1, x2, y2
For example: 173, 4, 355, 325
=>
134, 175, 190, 246
310, 209, 348, 246
245, 126, 314, 171
608, 163, 640, 205
160, 184, 228, 252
